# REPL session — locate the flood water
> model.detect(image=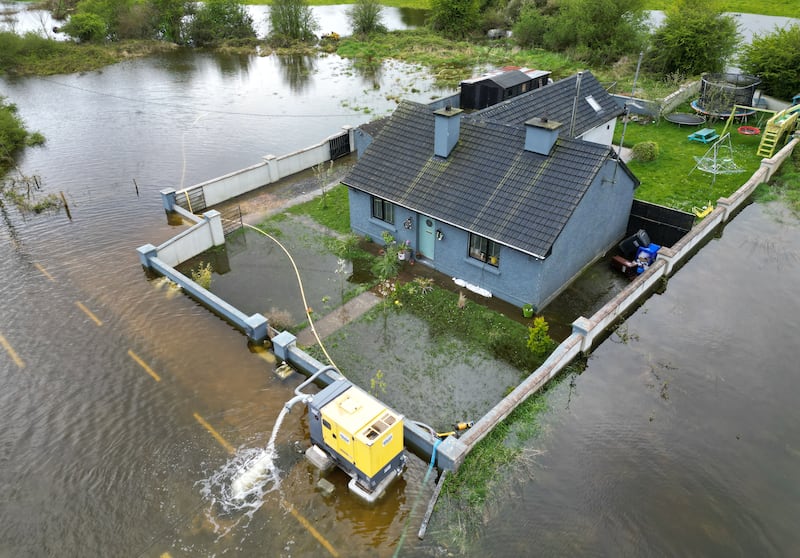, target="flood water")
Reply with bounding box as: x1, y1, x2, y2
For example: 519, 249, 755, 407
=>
2, 6, 800, 558
461, 202, 800, 556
